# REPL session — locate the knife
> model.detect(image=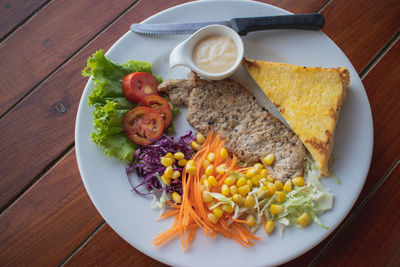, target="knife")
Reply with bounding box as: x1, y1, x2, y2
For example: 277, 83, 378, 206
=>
130, 13, 325, 36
